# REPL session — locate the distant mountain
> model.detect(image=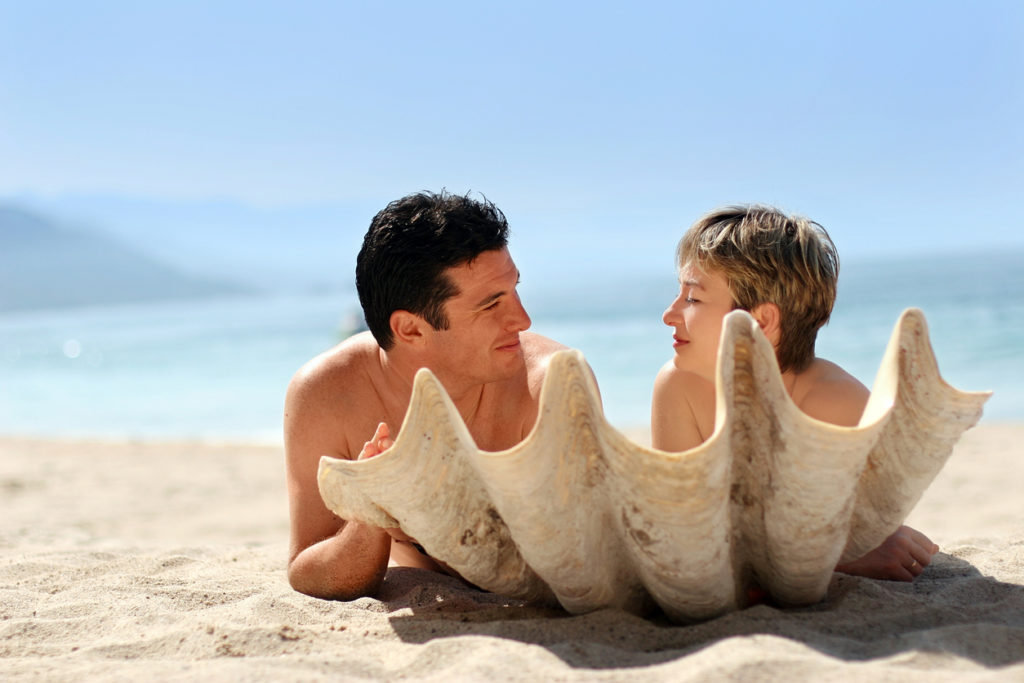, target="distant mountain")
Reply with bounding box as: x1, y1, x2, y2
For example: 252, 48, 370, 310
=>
0, 205, 251, 311
8, 195, 375, 293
